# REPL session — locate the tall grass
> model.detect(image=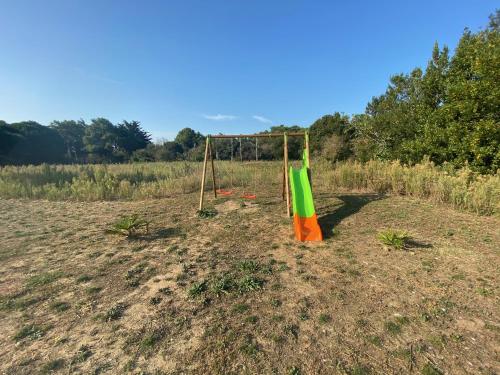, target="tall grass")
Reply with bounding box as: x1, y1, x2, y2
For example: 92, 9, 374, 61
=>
0, 160, 498, 215
316, 159, 499, 215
